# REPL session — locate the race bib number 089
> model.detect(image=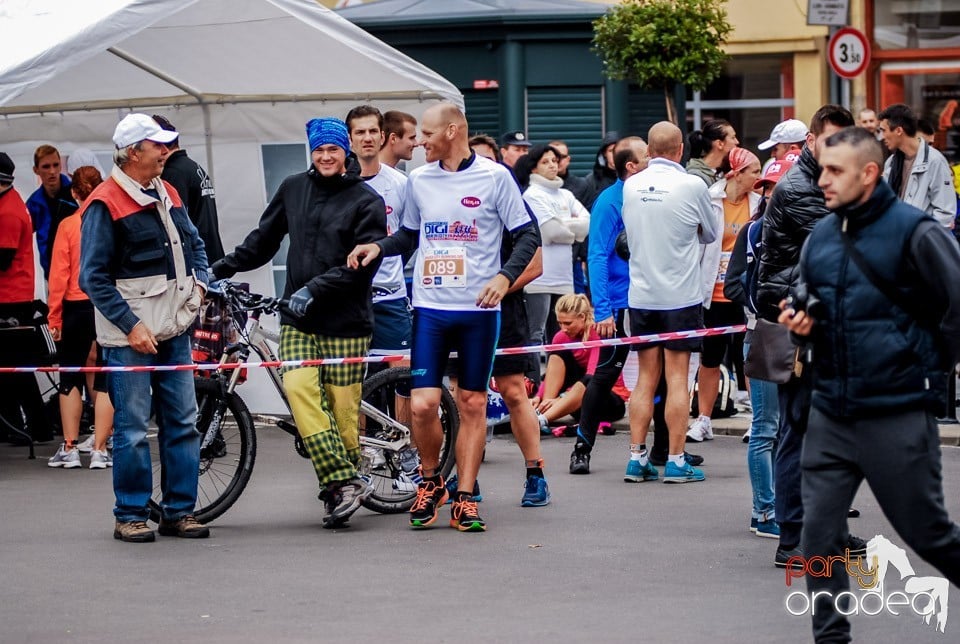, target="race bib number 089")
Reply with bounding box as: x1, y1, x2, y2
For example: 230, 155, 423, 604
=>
421, 247, 467, 288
